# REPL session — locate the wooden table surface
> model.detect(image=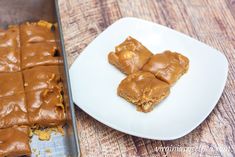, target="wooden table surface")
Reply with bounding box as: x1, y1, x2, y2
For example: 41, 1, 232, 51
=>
58, 0, 235, 156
